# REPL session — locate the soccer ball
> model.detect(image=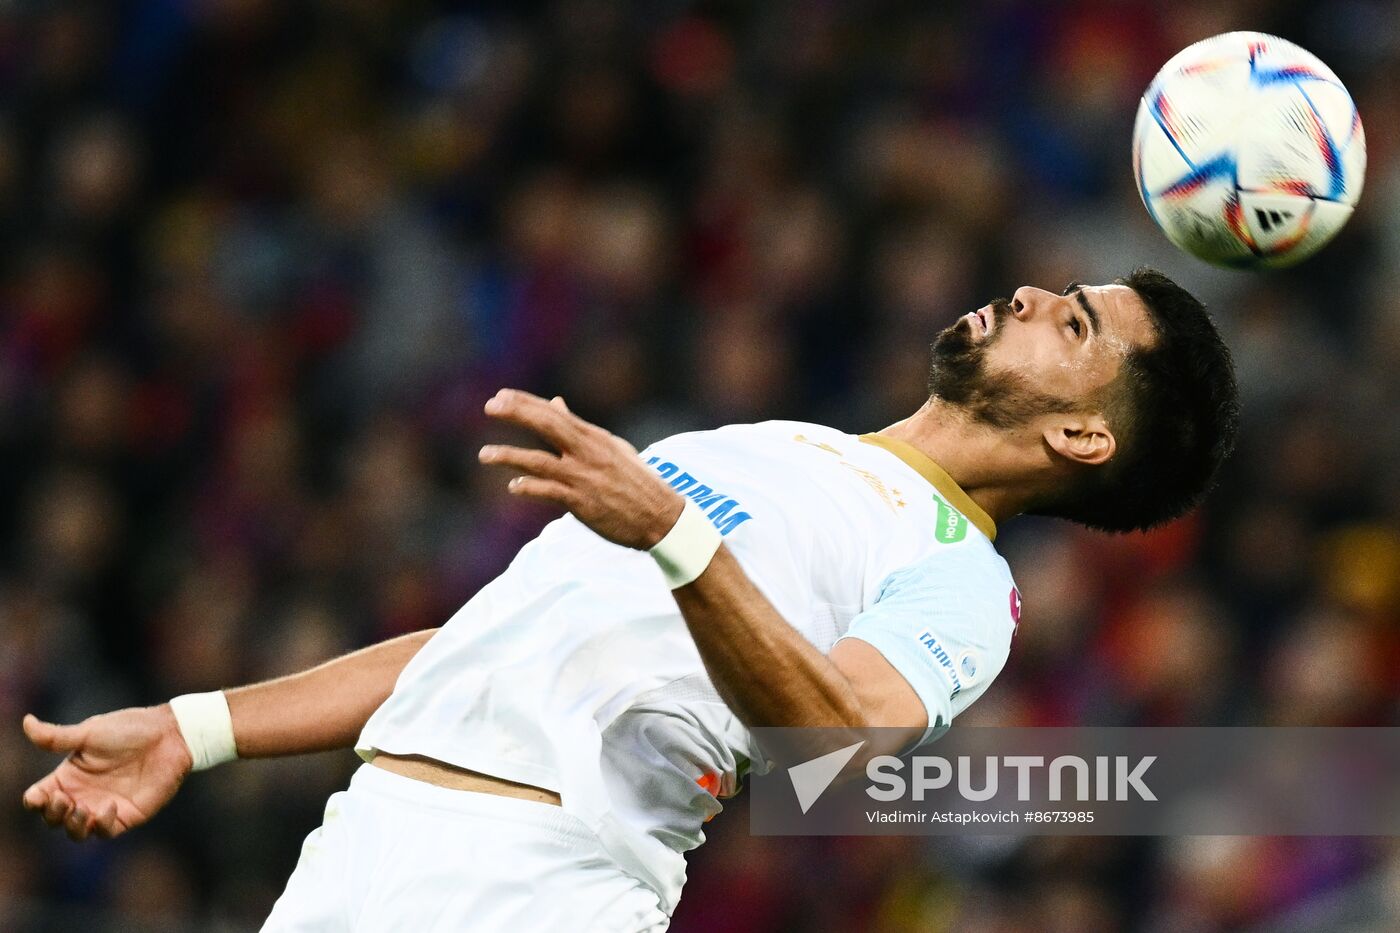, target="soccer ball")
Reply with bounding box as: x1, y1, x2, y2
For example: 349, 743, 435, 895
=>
1132, 31, 1365, 269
